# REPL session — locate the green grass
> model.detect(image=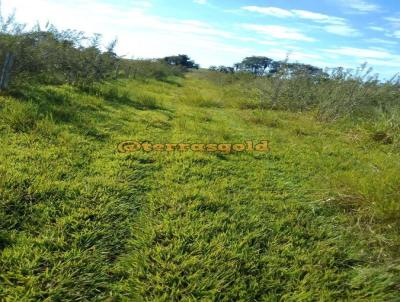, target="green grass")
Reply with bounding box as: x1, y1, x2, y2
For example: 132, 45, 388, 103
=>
0, 73, 399, 301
